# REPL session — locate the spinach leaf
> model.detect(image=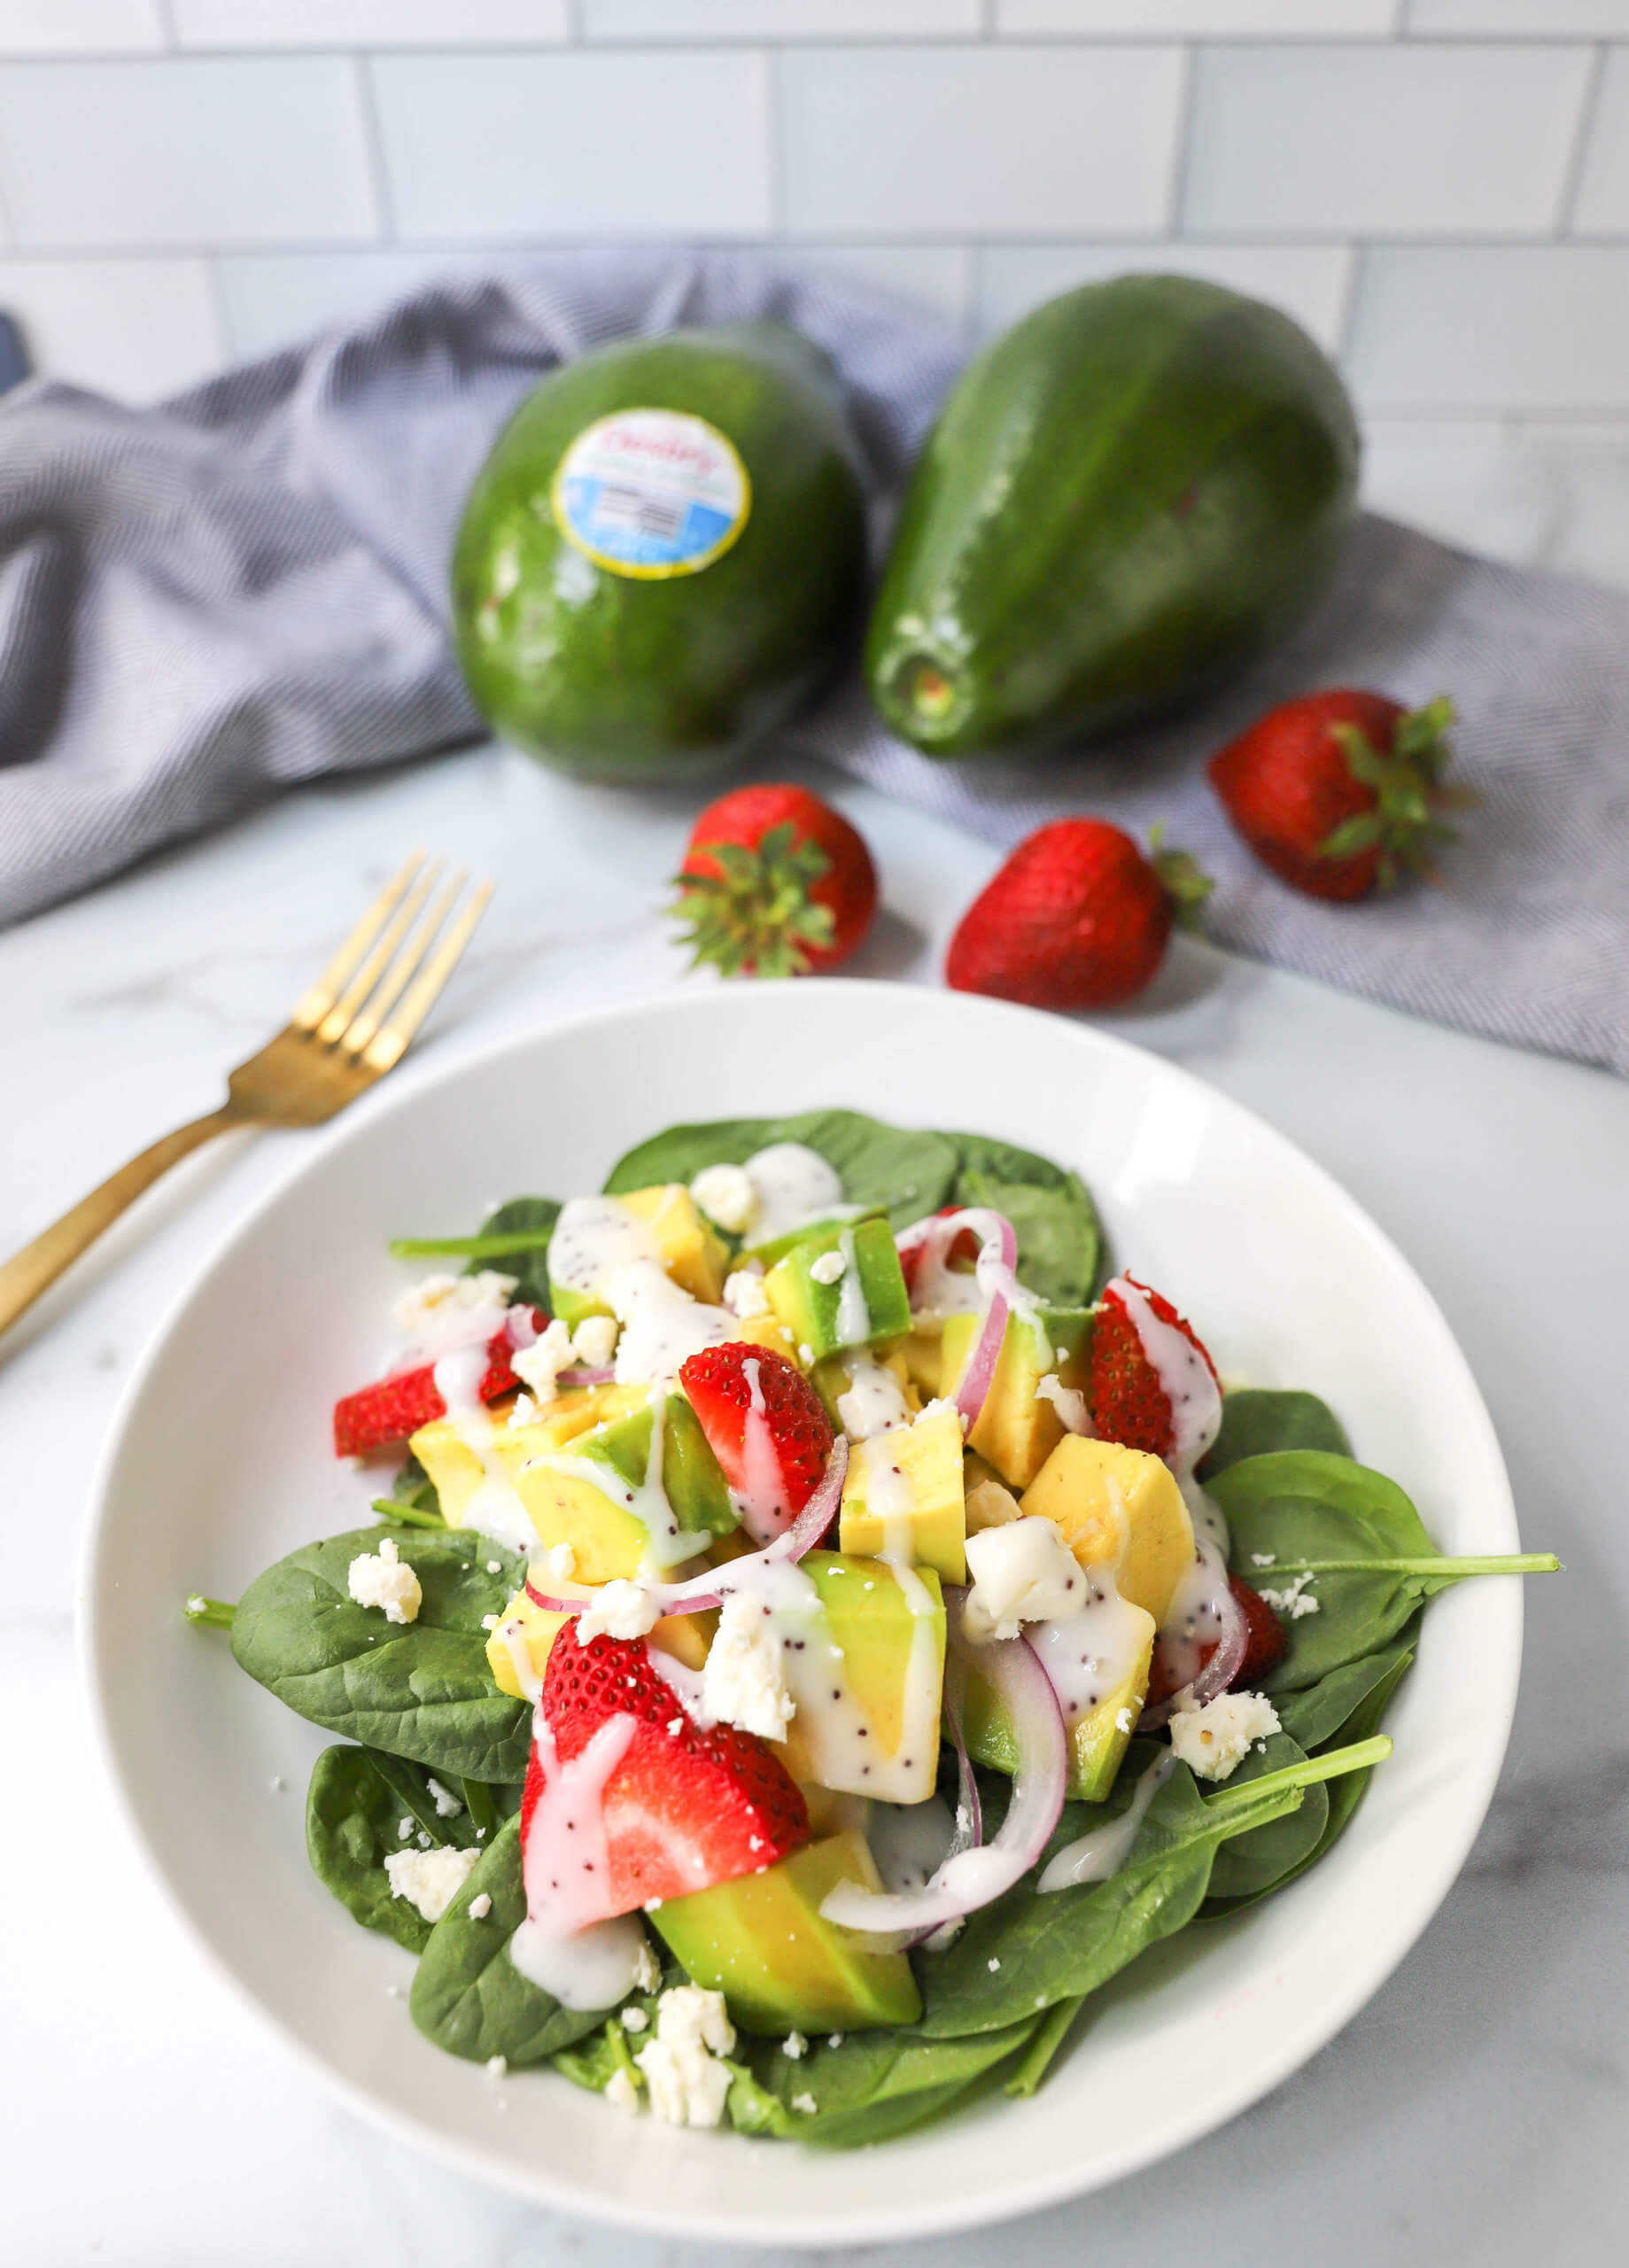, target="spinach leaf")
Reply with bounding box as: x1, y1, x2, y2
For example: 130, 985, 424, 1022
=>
306, 1744, 443, 1953
915, 1759, 1307, 2039
1203, 1732, 1329, 1902
1273, 1637, 1418, 1752
470, 1197, 561, 1311
231, 1526, 531, 1782
1201, 1389, 1351, 1478
1206, 1651, 1414, 1917
604, 1110, 960, 1230
952, 1166, 1101, 1307
1211, 1450, 1554, 1693
726, 2016, 1043, 2147
409, 1815, 611, 2066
